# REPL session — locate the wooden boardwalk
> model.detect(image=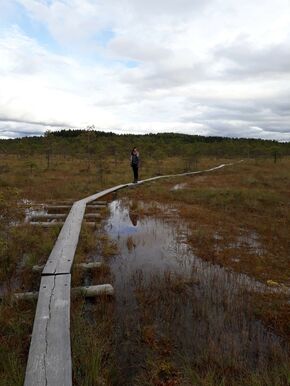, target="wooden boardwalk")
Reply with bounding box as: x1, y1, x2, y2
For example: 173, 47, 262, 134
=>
24, 162, 240, 385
